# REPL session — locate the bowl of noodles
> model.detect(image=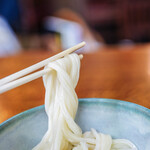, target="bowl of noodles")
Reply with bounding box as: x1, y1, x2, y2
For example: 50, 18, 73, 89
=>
0, 98, 150, 150
0, 54, 150, 150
